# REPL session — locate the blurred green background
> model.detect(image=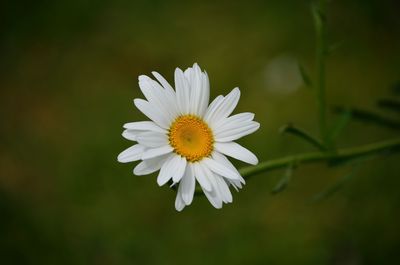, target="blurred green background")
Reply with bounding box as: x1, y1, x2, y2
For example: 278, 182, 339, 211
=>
1, 0, 400, 264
